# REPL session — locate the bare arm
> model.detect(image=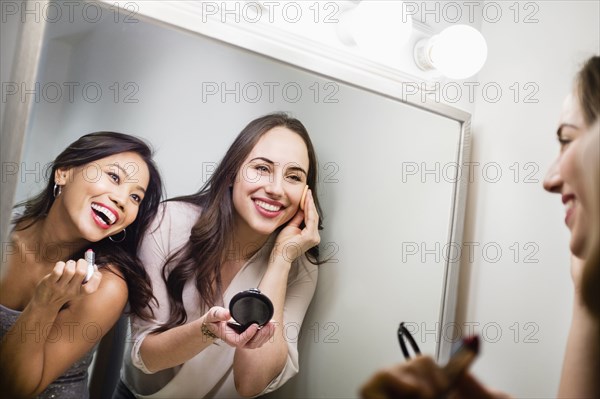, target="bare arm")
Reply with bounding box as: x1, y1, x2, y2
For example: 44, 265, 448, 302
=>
232, 255, 292, 396
232, 189, 320, 397
138, 315, 218, 372
0, 261, 127, 397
